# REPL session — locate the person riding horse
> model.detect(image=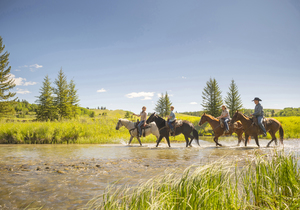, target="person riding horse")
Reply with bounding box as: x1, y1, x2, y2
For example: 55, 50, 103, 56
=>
167, 106, 175, 133
133, 106, 147, 137
216, 105, 230, 133
250, 97, 267, 136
